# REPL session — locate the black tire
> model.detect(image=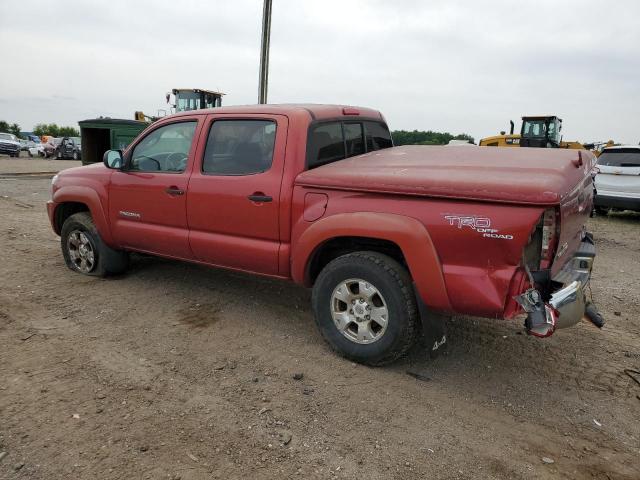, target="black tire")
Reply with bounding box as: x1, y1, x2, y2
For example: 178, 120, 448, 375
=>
60, 212, 129, 277
73, 151, 79, 160
594, 206, 609, 216
56, 149, 62, 160
311, 251, 418, 366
